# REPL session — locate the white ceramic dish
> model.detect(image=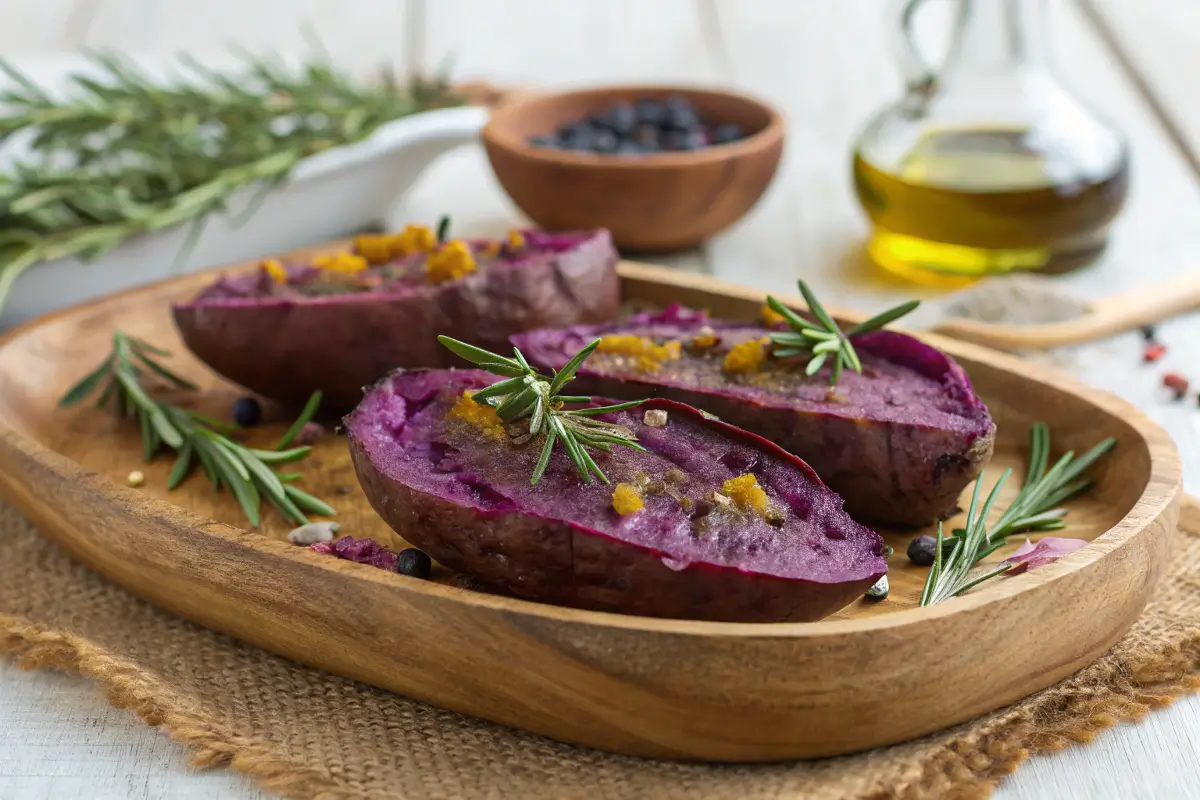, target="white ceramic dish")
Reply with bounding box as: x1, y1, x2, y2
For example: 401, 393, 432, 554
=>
0, 55, 489, 329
